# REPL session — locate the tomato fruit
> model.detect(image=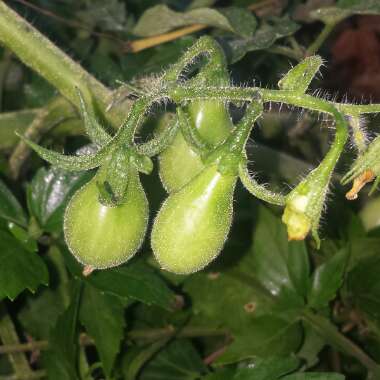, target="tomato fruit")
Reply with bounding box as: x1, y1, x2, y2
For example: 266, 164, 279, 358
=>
64, 168, 148, 269
159, 100, 232, 192
151, 164, 236, 274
